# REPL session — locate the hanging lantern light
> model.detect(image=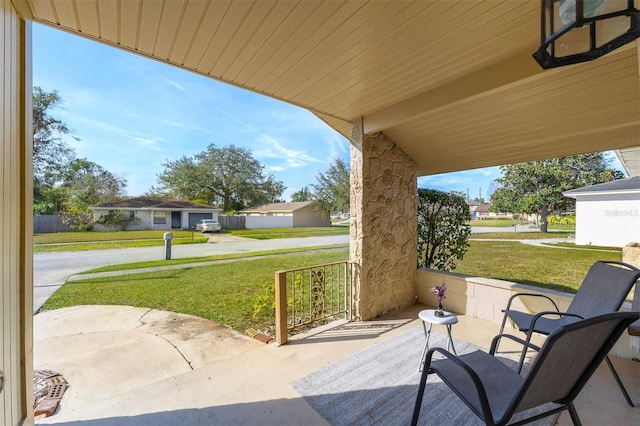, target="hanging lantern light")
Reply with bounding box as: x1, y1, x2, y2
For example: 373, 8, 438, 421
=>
533, 0, 640, 69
